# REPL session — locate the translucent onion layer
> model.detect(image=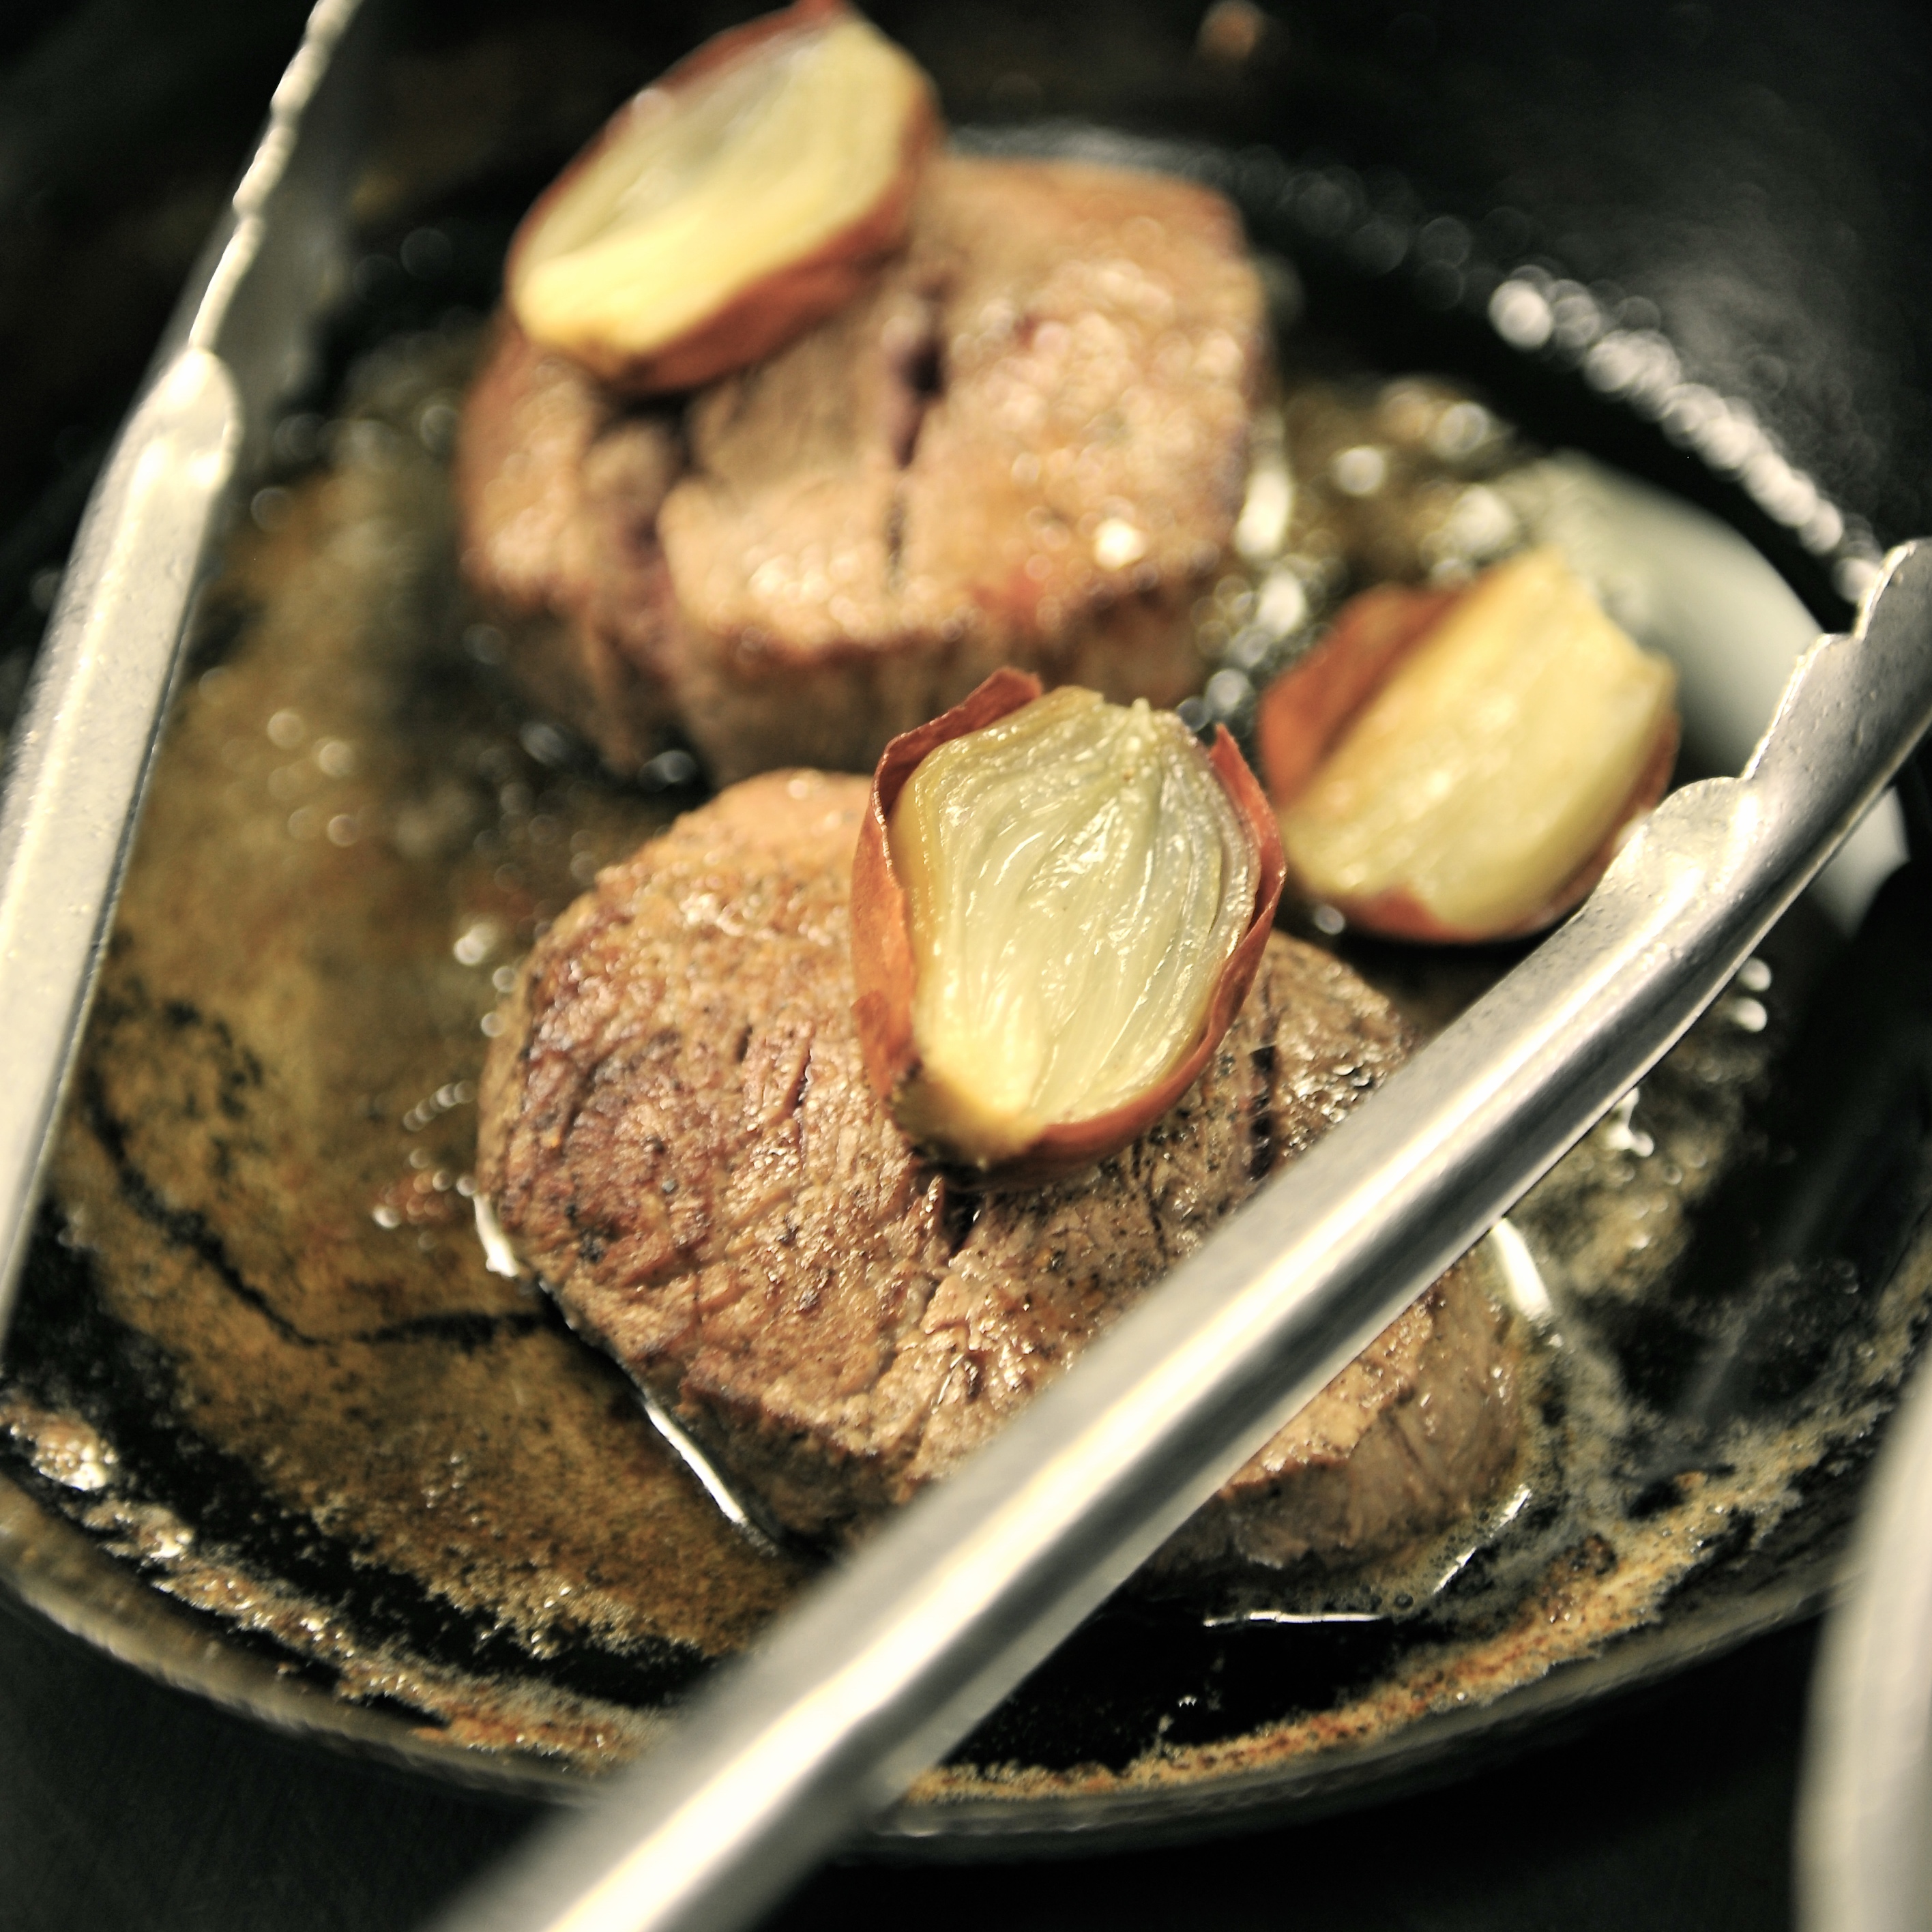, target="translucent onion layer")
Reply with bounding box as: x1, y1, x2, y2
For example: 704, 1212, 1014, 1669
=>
884, 686, 1258, 1167
509, 3, 933, 389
